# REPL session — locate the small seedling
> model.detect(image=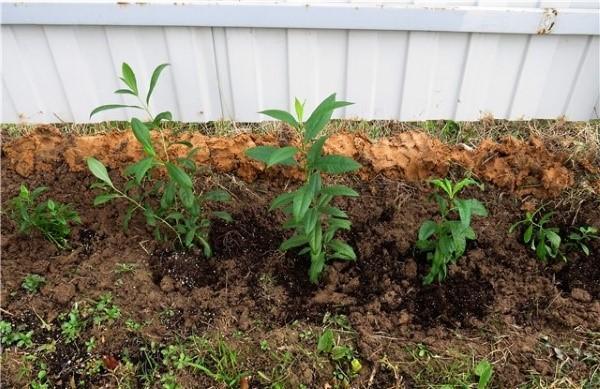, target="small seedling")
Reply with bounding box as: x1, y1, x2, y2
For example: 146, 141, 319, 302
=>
30, 363, 49, 389
509, 208, 562, 262
88, 63, 231, 256
416, 178, 488, 284
22, 274, 46, 294
245, 94, 361, 283
566, 226, 598, 256
125, 319, 142, 332
7, 185, 81, 249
